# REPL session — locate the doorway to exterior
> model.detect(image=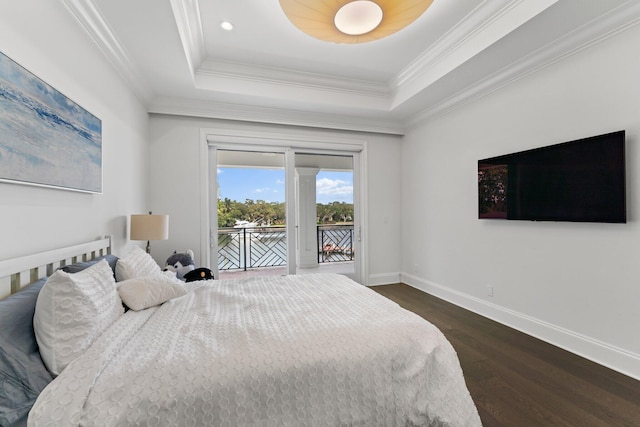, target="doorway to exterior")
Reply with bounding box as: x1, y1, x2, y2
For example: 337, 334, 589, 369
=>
216, 150, 286, 279
293, 153, 355, 278
208, 144, 362, 283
